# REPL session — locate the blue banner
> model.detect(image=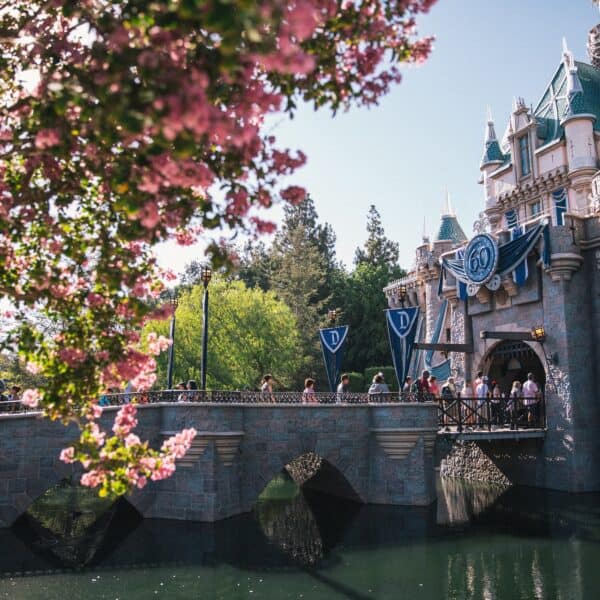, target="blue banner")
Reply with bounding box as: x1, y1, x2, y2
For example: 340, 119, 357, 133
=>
511, 225, 528, 286
319, 326, 349, 392
385, 307, 420, 390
